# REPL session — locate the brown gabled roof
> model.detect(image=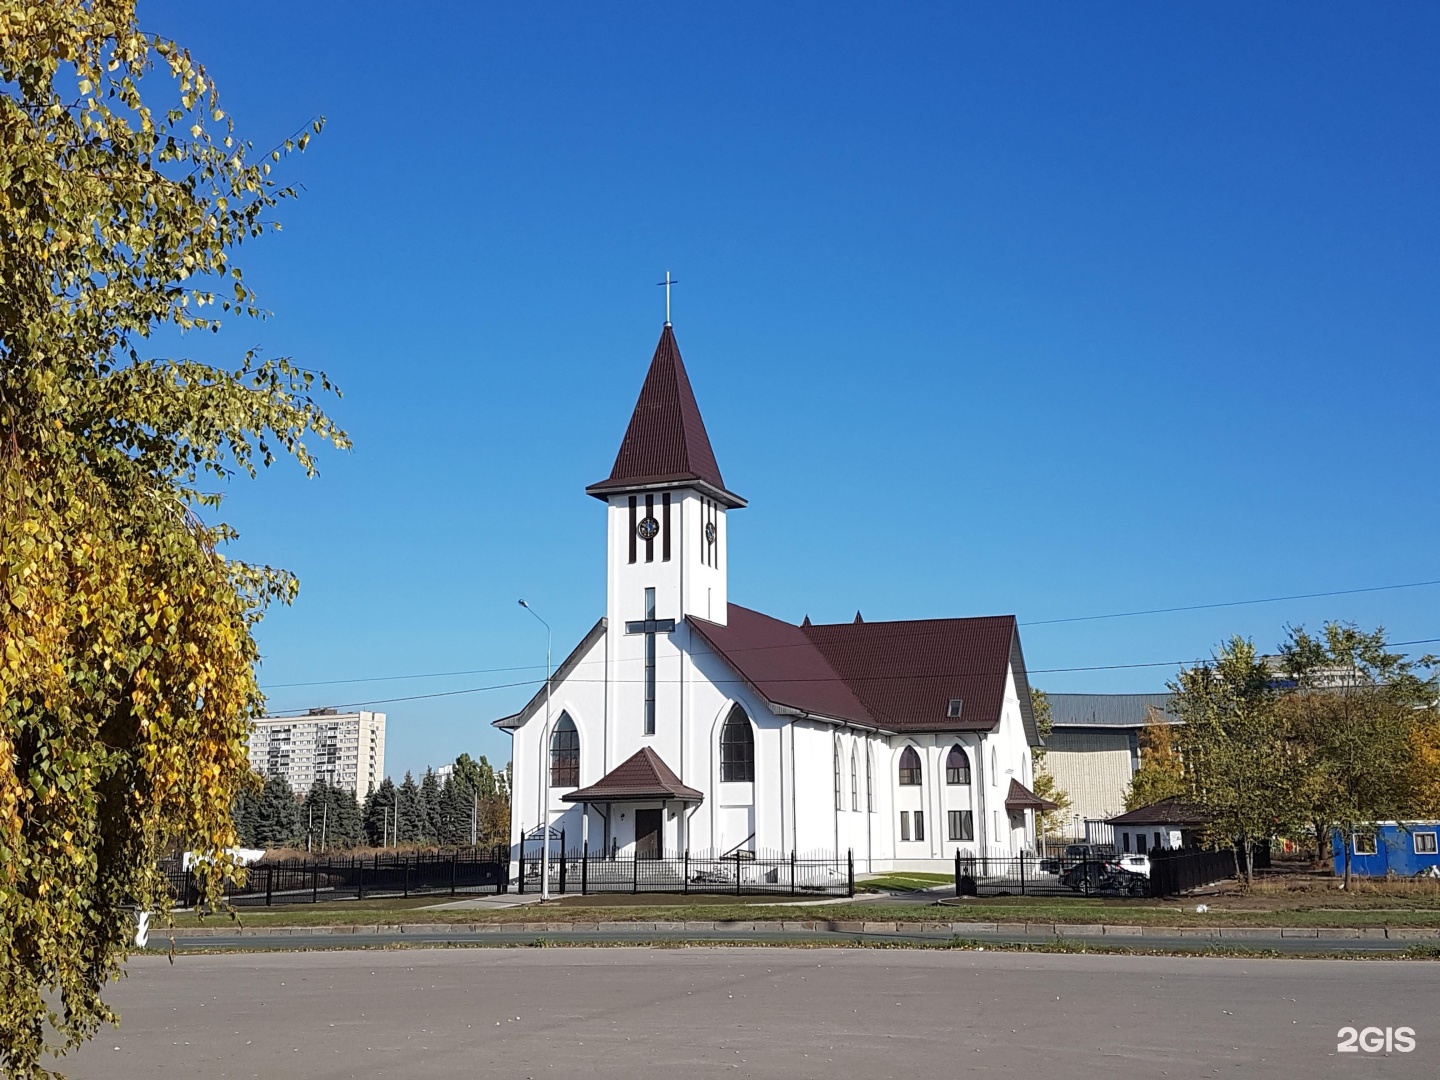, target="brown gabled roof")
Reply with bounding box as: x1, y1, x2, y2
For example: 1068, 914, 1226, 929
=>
687, 605, 874, 727
688, 604, 1038, 741
1106, 796, 1209, 827
803, 613, 1027, 737
585, 325, 745, 508
561, 747, 703, 803
1004, 778, 1059, 813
